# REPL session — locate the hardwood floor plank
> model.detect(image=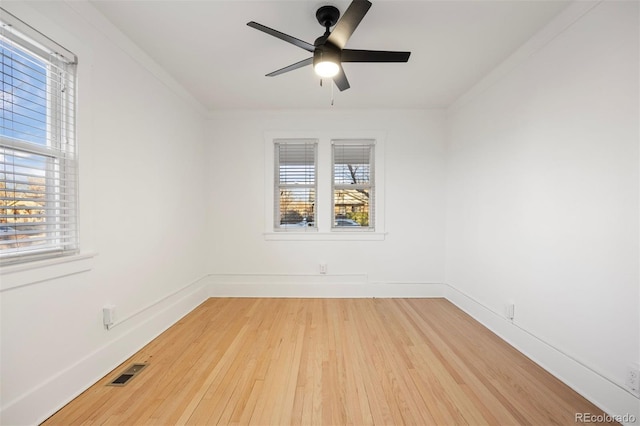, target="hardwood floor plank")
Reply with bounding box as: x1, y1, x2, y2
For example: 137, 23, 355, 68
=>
42, 298, 616, 425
